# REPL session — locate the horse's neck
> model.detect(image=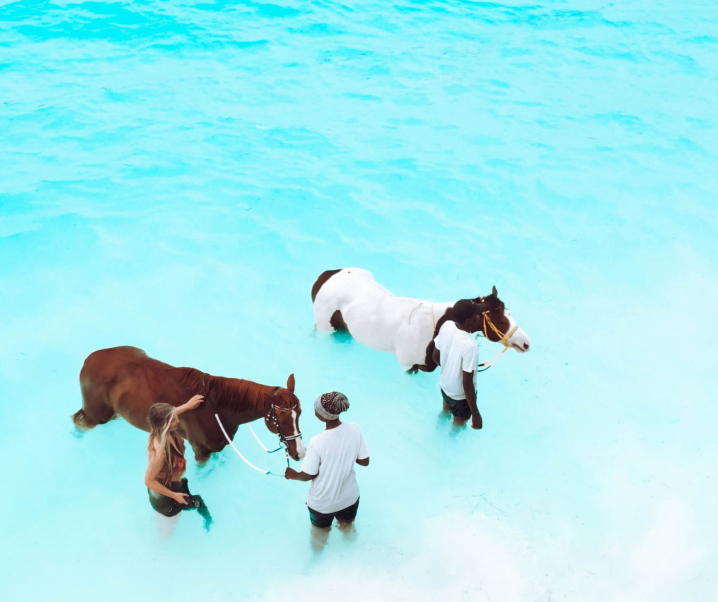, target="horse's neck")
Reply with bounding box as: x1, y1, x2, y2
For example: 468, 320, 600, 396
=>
207, 376, 272, 418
